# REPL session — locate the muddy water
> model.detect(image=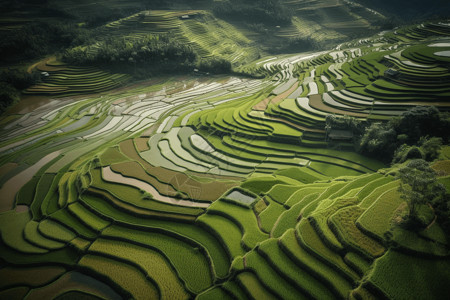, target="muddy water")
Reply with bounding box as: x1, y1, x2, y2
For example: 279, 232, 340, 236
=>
102, 166, 210, 208
0, 151, 60, 212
